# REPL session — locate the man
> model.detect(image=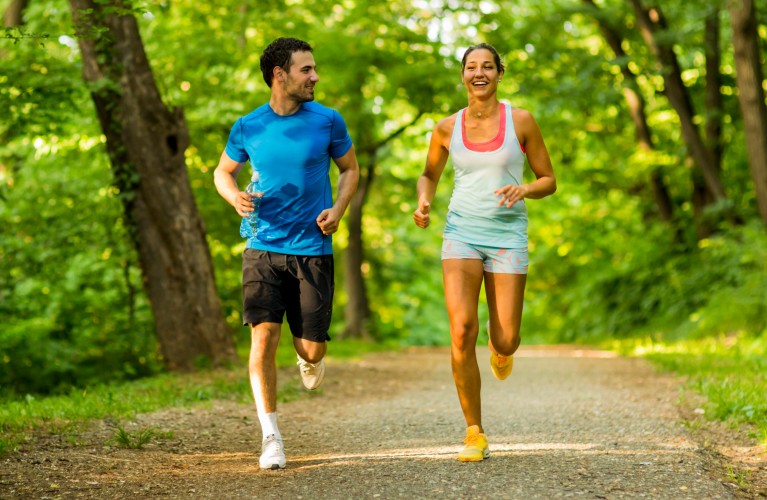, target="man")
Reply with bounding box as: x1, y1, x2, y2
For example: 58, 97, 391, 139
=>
214, 37, 359, 470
